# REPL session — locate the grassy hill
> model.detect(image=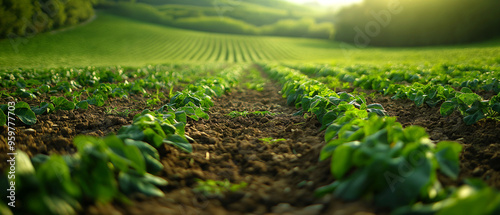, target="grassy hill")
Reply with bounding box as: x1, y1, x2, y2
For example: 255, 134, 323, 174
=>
0, 12, 499, 69
99, 0, 333, 39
